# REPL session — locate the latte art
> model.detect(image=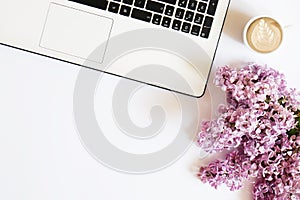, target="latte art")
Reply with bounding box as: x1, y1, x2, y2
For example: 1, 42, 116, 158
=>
245, 17, 283, 53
